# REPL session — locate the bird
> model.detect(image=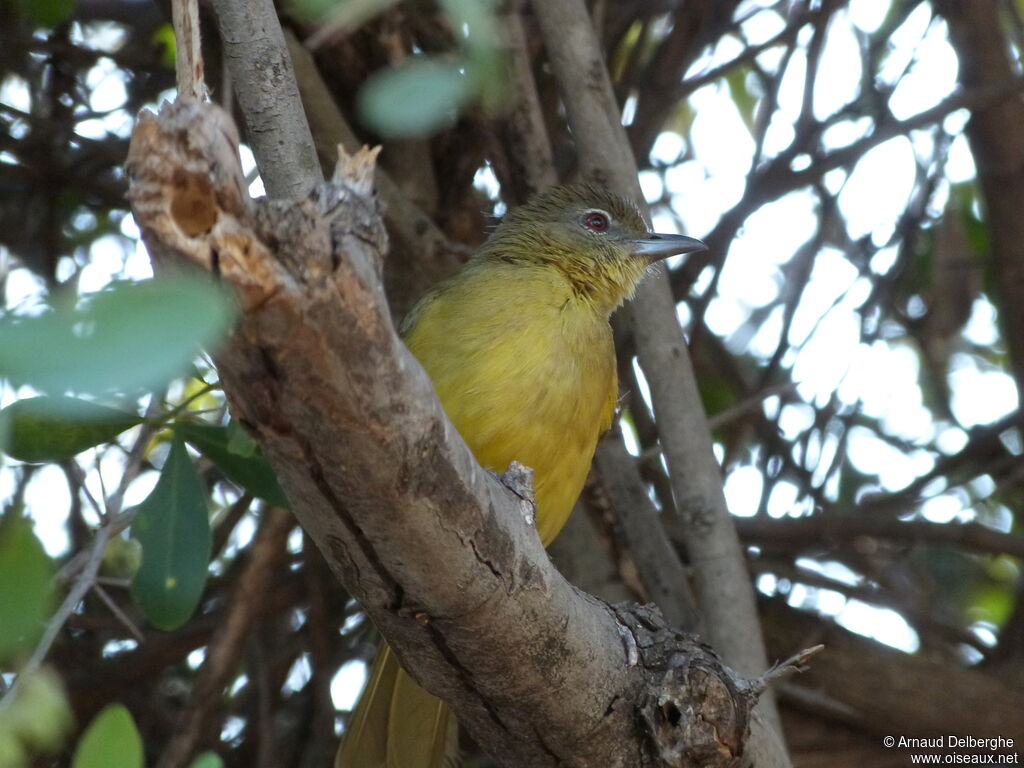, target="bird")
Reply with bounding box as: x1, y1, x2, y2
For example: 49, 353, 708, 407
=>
336, 183, 706, 768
